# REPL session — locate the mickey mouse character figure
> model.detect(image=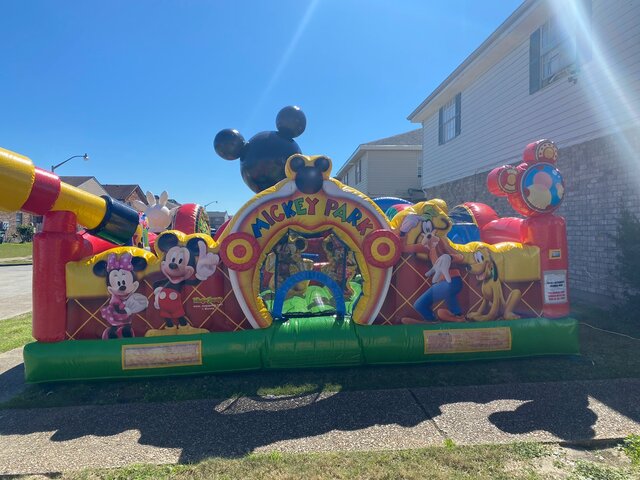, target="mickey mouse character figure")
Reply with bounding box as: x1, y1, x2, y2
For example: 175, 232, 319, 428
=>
151, 233, 220, 335
93, 252, 149, 339
265, 234, 312, 297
